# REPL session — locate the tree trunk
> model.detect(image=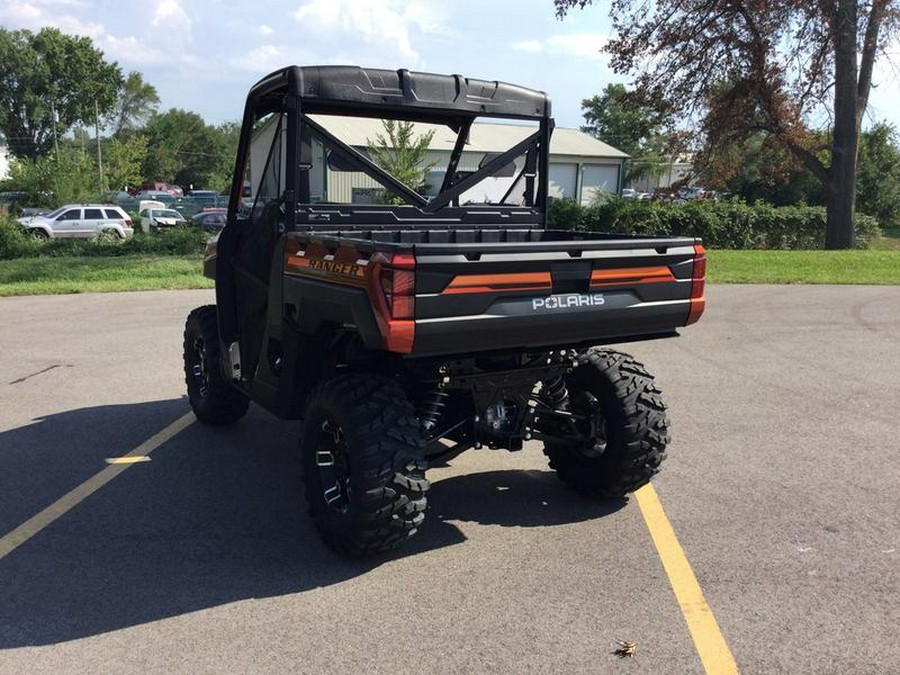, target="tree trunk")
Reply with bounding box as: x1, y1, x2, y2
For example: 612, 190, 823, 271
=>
826, 173, 856, 249
826, 0, 860, 249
